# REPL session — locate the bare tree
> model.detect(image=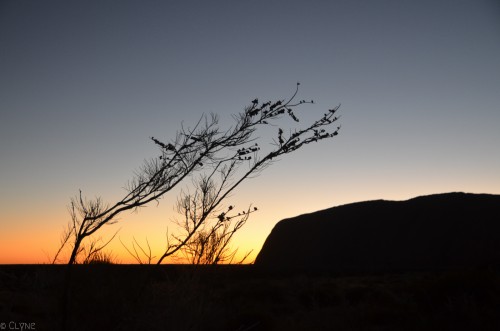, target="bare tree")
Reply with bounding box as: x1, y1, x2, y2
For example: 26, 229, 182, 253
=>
155, 85, 341, 264
177, 197, 256, 265
53, 83, 341, 264
53, 112, 254, 264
